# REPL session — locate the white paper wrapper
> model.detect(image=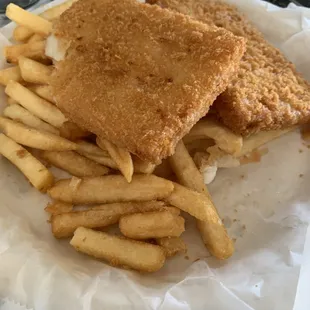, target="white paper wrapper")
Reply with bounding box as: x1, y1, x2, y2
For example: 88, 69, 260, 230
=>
0, 1, 310, 309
